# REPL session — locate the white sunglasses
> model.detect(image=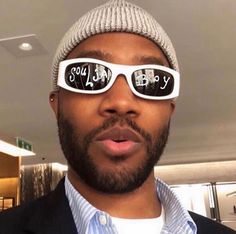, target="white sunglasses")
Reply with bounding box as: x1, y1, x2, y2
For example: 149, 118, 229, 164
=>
58, 58, 180, 100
